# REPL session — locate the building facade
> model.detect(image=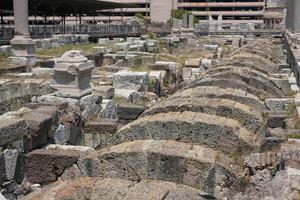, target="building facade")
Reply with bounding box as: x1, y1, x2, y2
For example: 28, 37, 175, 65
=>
286, 0, 300, 33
